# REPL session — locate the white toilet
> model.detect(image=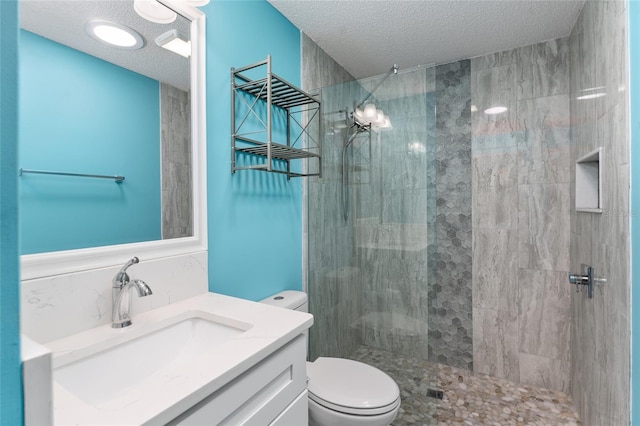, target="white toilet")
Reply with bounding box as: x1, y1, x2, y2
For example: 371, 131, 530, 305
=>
261, 290, 401, 426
